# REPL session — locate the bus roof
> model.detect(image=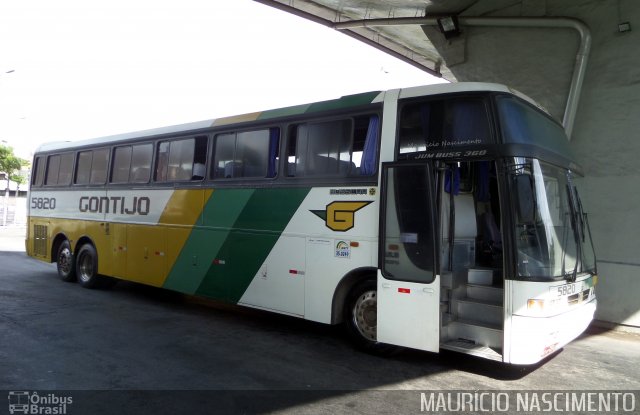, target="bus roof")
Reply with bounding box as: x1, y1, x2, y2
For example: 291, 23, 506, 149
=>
399, 82, 548, 114
35, 82, 544, 154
